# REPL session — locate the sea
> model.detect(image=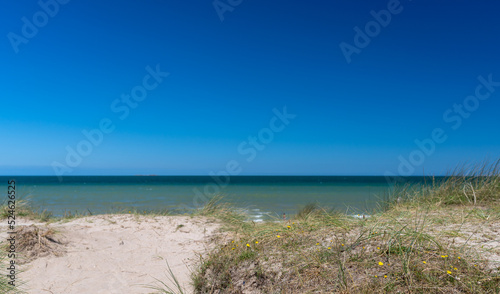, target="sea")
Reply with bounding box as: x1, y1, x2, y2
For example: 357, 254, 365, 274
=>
0, 176, 435, 221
